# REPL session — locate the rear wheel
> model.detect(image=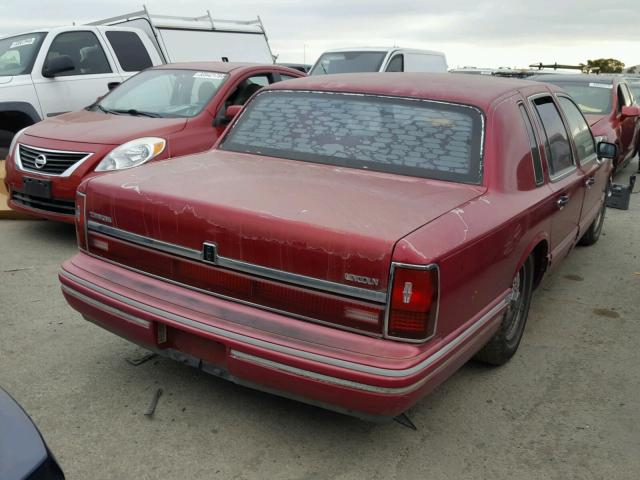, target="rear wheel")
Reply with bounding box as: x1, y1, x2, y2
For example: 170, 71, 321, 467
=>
475, 256, 534, 366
